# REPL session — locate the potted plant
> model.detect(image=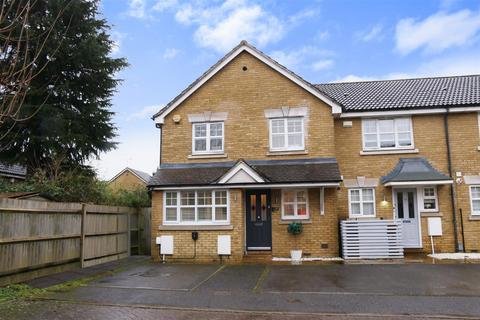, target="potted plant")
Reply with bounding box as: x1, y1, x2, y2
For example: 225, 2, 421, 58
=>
287, 222, 303, 263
